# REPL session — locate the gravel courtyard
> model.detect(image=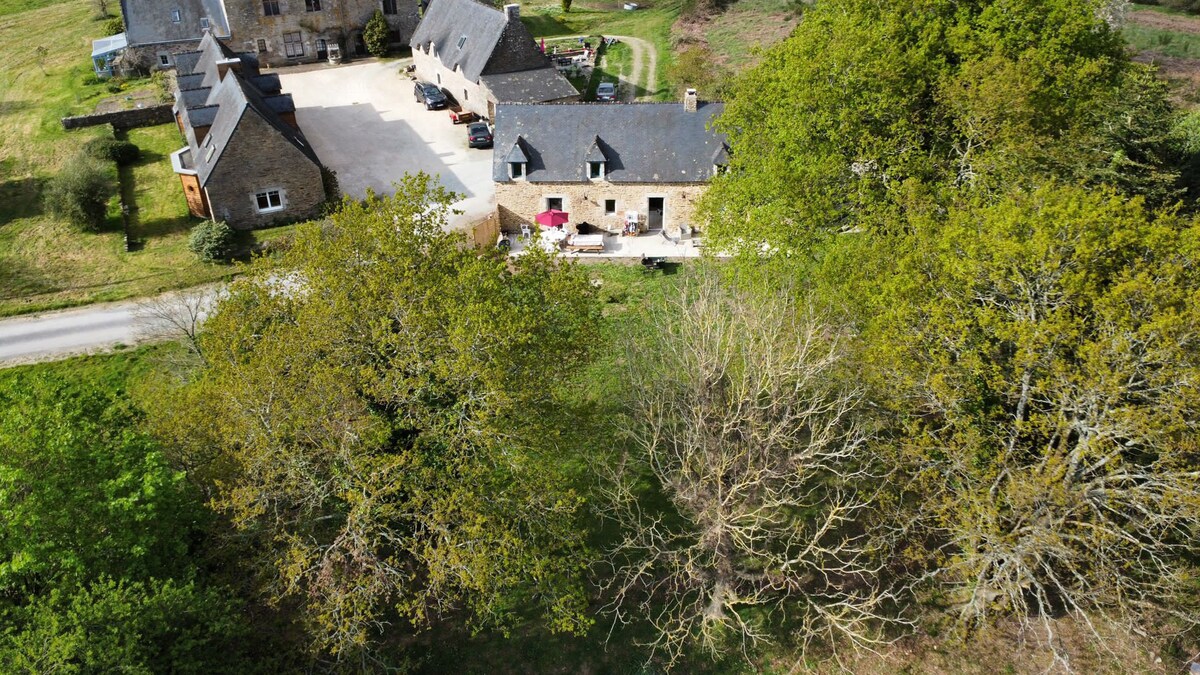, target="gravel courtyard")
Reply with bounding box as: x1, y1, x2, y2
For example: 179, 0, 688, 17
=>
278, 59, 495, 230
